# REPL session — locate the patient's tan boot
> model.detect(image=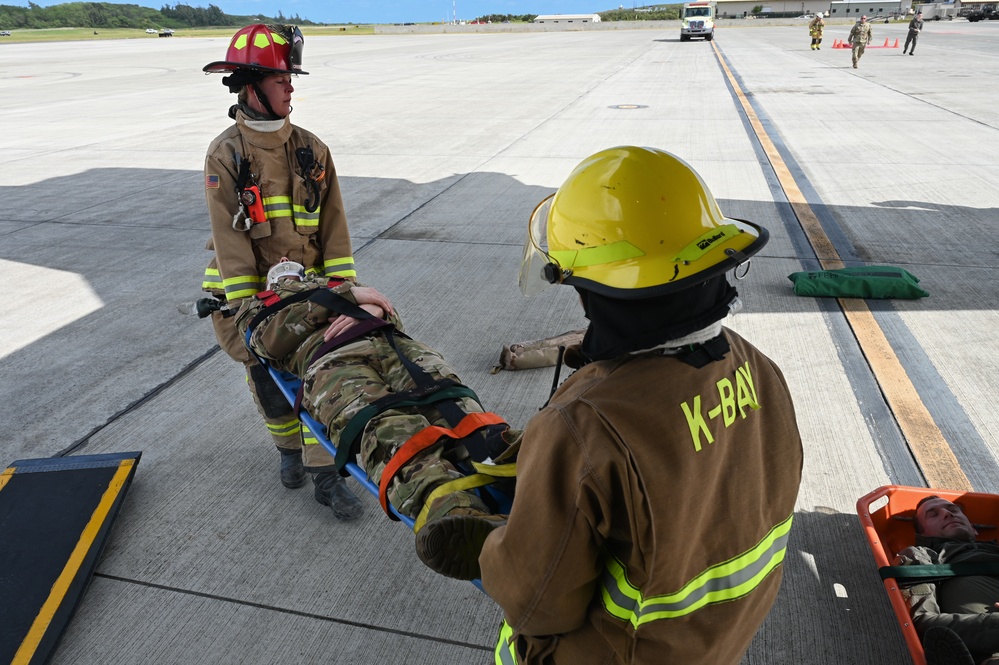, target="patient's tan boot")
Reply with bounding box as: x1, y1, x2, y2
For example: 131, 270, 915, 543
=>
415, 506, 507, 581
